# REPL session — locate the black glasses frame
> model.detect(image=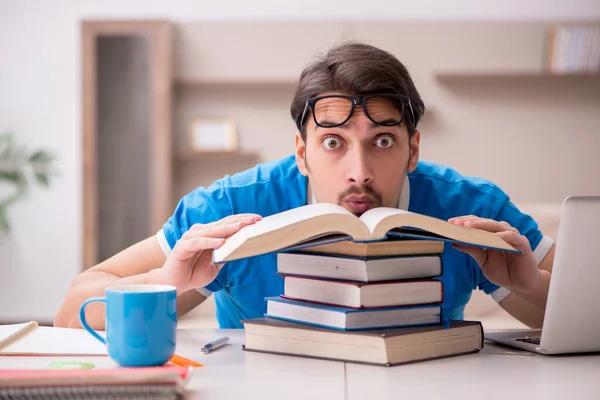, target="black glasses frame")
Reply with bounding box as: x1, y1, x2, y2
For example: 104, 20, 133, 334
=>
299, 93, 415, 130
